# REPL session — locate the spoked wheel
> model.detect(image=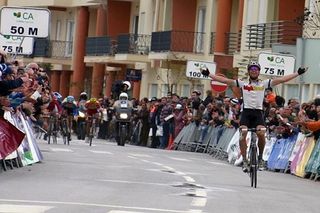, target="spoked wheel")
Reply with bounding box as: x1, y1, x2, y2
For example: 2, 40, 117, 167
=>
250, 146, 258, 188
